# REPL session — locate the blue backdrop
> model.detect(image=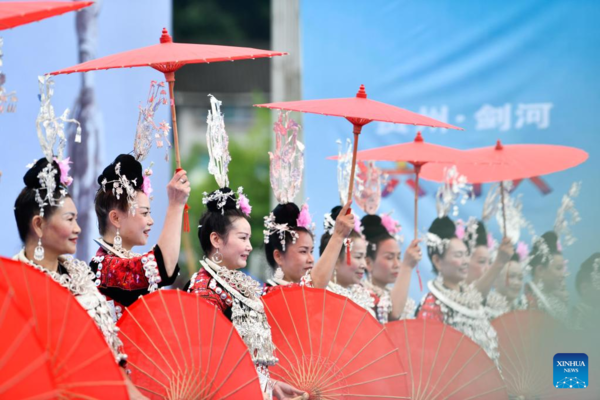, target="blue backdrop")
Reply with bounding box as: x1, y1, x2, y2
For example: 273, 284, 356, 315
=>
0, 1, 172, 260
301, 0, 600, 302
